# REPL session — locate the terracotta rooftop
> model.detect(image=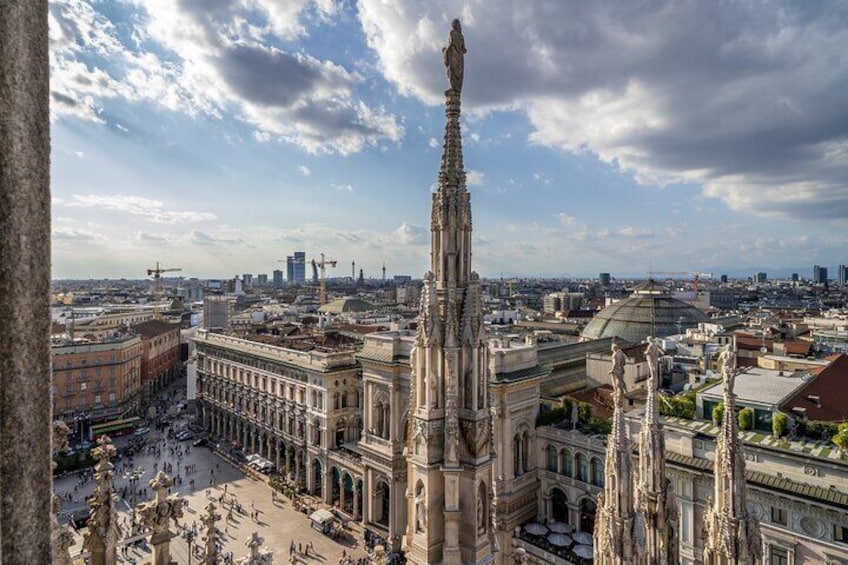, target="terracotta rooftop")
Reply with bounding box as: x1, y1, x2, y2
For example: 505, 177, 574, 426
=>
567, 384, 614, 420
780, 354, 848, 422
132, 319, 180, 338
733, 334, 811, 357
